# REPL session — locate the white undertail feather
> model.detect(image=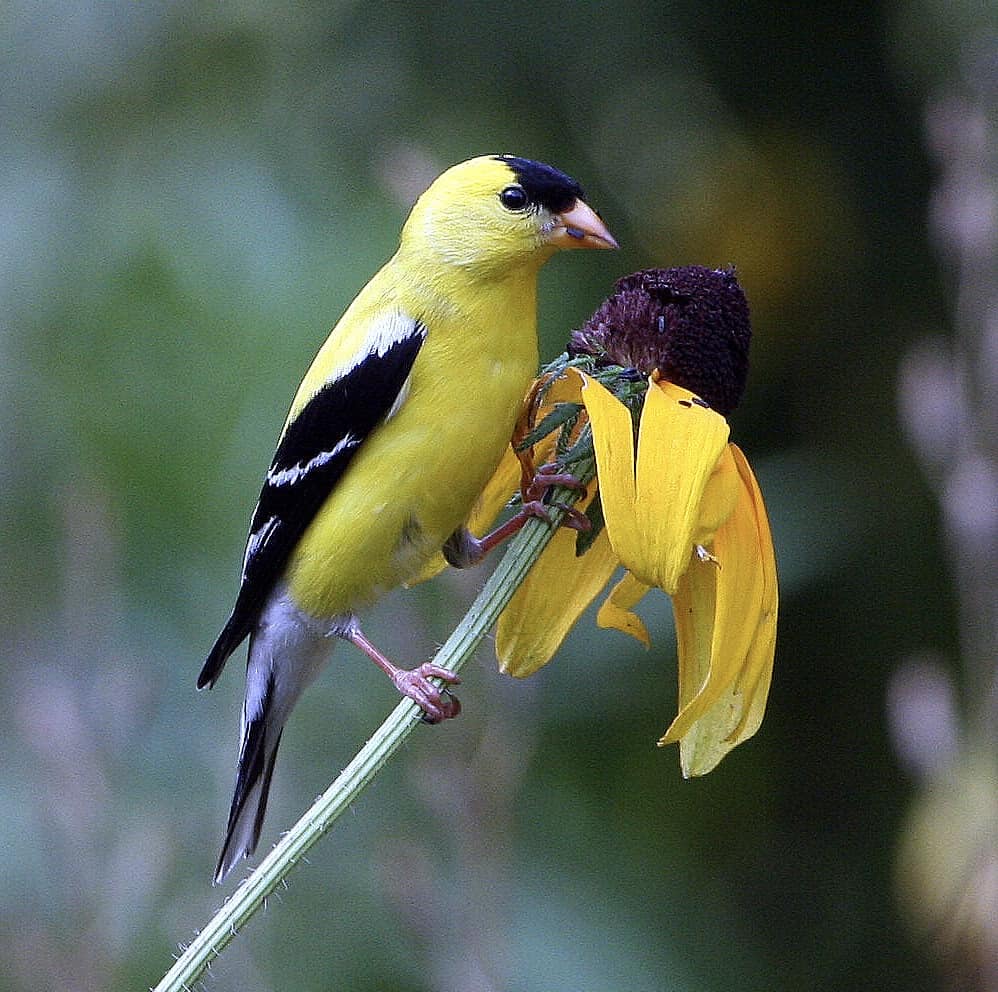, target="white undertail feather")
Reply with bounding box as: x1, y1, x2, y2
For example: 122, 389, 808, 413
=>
214, 589, 351, 883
